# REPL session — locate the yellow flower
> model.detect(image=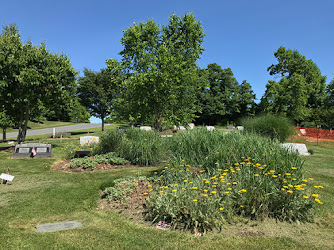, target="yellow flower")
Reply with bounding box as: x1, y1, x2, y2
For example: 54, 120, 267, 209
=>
212, 185, 217, 188
215, 162, 219, 165
225, 191, 229, 194
211, 191, 216, 194
308, 178, 314, 181
192, 187, 198, 190
147, 185, 152, 188
240, 162, 245, 165
189, 182, 193, 184
174, 184, 178, 186
219, 207, 224, 211
205, 181, 210, 184
227, 183, 231, 185
203, 194, 208, 197
238, 189, 247, 193
240, 205, 244, 208
234, 163, 239, 166
216, 152, 220, 154
287, 190, 293, 194
218, 169, 222, 171
182, 188, 186, 191
302, 179, 308, 182
143, 193, 148, 195
281, 188, 286, 191
160, 191, 164, 193
303, 196, 309, 199
165, 166, 168, 169
164, 186, 168, 189
292, 178, 297, 181
184, 180, 188, 183
254, 174, 259, 177
228, 188, 232, 191
203, 189, 208, 193
291, 167, 297, 170
193, 199, 198, 202
311, 194, 319, 198
233, 182, 237, 185
172, 190, 177, 192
